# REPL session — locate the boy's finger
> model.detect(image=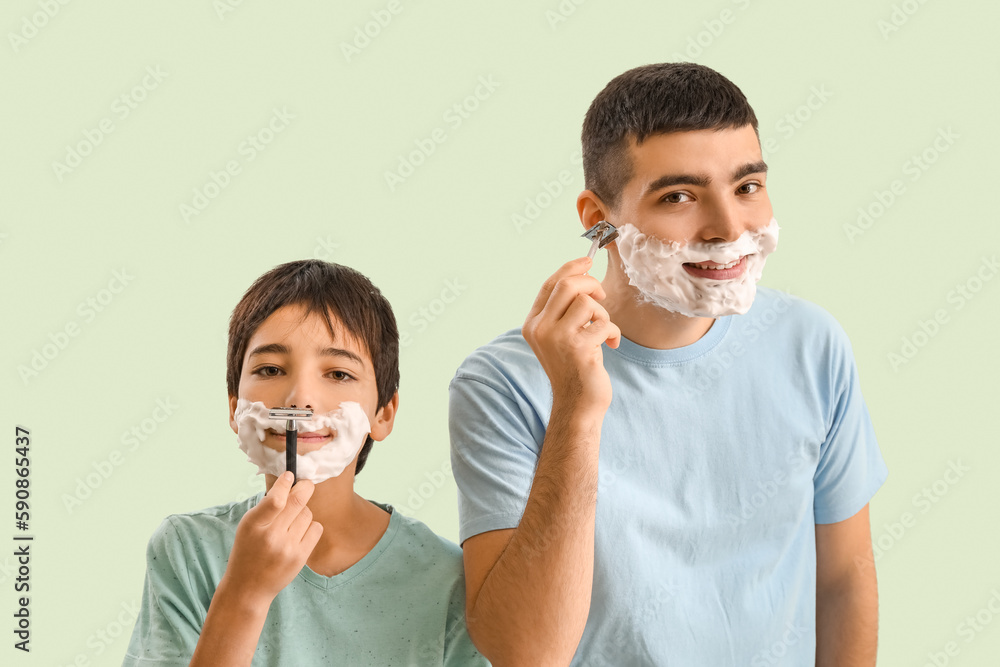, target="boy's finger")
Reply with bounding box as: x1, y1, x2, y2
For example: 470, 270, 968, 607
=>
526, 257, 593, 320
287, 504, 315, 541
299, 521, 324, 552
271, 479, 315, 531
254, 471, 294, 522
